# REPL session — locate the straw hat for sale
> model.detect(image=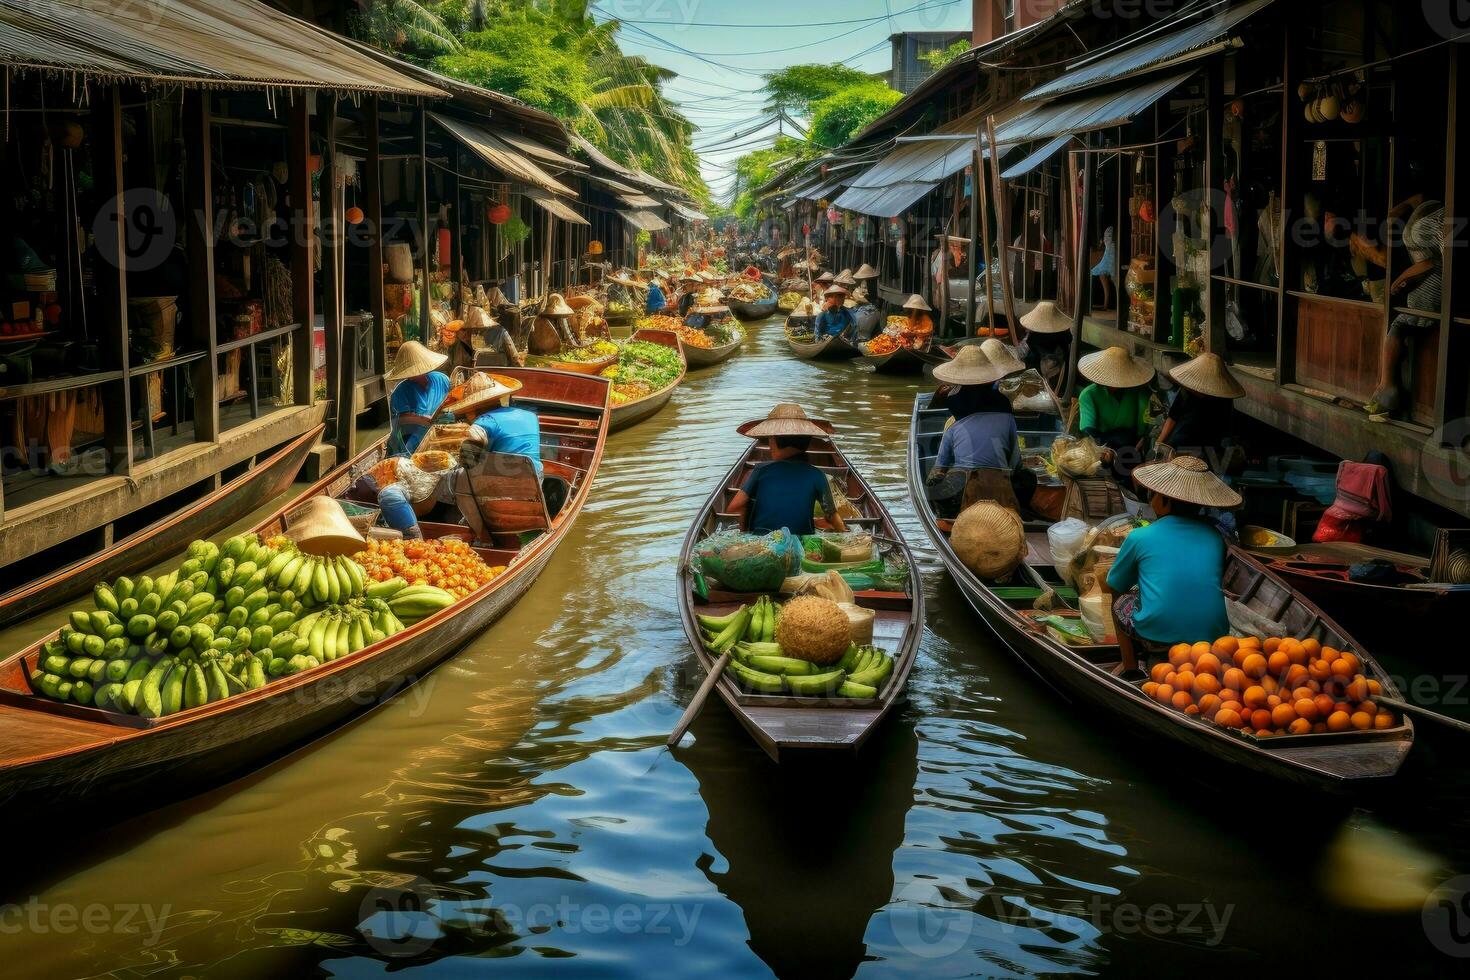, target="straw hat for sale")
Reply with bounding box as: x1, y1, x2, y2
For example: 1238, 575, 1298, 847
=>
1169, 351, 1245, 399
850, 287, 870, 304
1019, 300, 1072, 335
932, 344, 1012, 386
1132, 455, 1242, 508
980, 338, 1026, 378
737, 403, 834, 437
1078, 346, 1155, 388
835, 268, 857, 286
814, 269, 835, 284
287, 496, 366, 556
386, 340, 449, 383
444, 370, 523, 417
855, 263, 879, 280
902, 294, 932, 312
543, 293, 575, 317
